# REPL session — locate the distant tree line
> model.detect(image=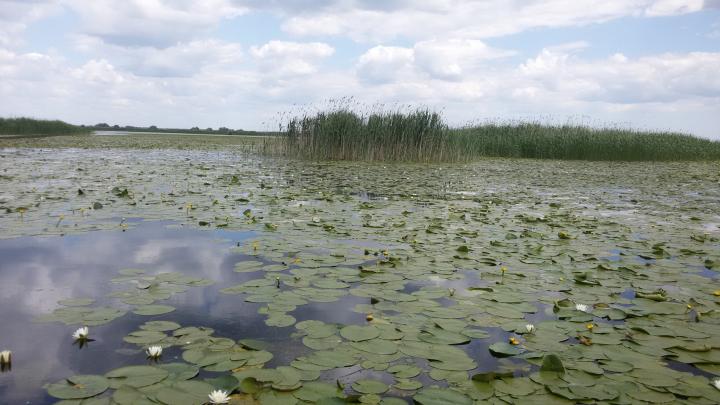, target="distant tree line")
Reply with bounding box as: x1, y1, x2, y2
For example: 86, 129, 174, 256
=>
91, 123, 266, 136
